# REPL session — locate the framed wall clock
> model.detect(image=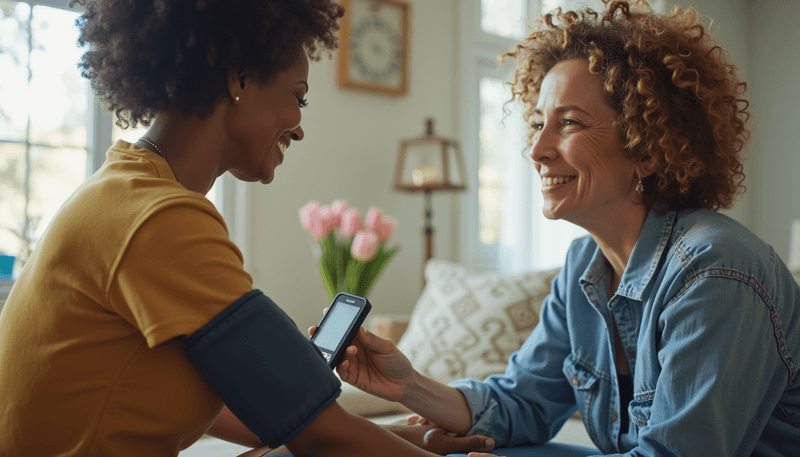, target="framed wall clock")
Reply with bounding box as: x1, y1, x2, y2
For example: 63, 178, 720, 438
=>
337, 0, 410, 96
